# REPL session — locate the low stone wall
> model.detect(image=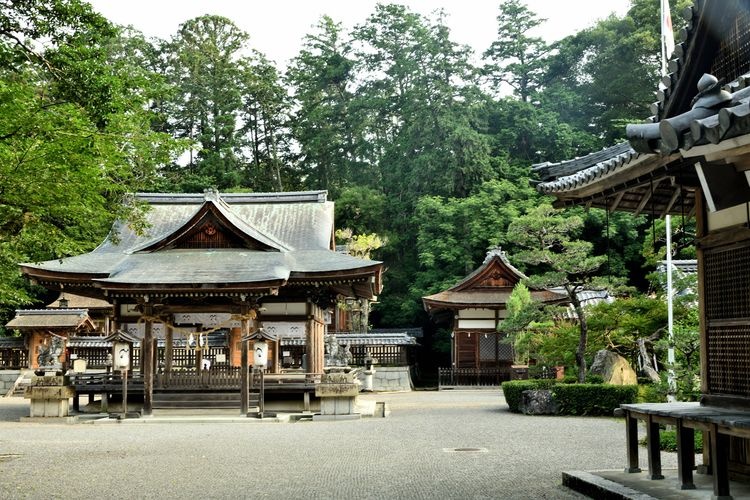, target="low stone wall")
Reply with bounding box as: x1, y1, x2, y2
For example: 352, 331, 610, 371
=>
357, 366, 412, 392
0, 370, 21, 396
